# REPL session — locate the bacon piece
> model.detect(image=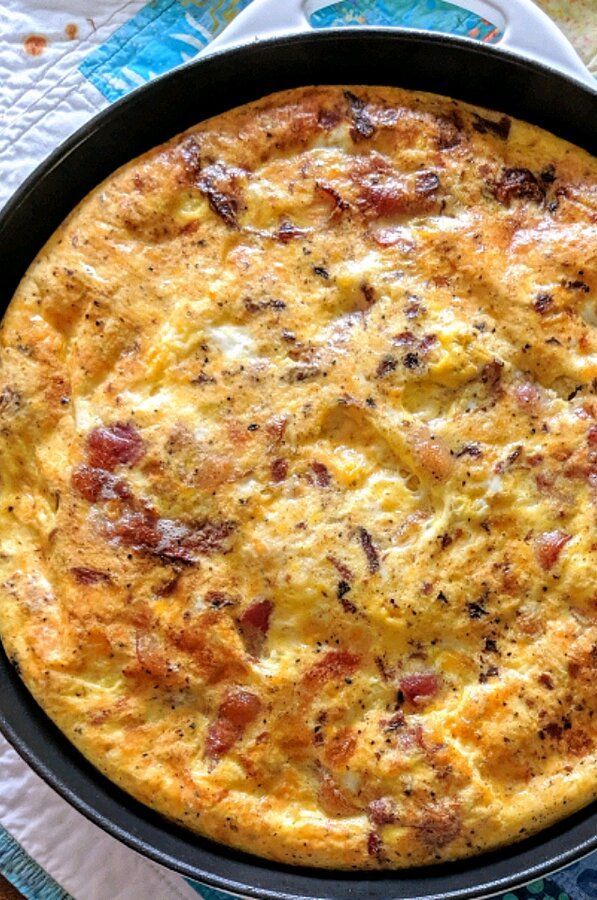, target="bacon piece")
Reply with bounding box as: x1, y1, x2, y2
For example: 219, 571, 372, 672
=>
588, 425, 597, 447
317, 769, 358, 816
415, 171, 440, 195
534, 530, 571, 570
238, 599, 273, 656
399, 672, 440, 706
266, 414, 288, 445
344, 90, 374, 141
367, 831, 383, 858
133, 631, 170, 680
70, 567, 111, 585
436, 111, 463, 150
315, 180, 350, 213
304, 649, 360, 687
197, 162, 243, 229
277, 219, 308, 243
270, 458, 288, 482
325, 728, 357, 766
86, 423, 144, 471
358, 526, 380, 573
480, 359, 504, 390
472, 113, 511, 139
369, 797, 397, 826
71, 464, 130, 503
415, 802, 461, 849
493, 168, 545, 206
311, 461, 331, 487
327, 554, 354, 582
206, 687, 261, 759
515, 381, 541, 411
107, 507, 235, 562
